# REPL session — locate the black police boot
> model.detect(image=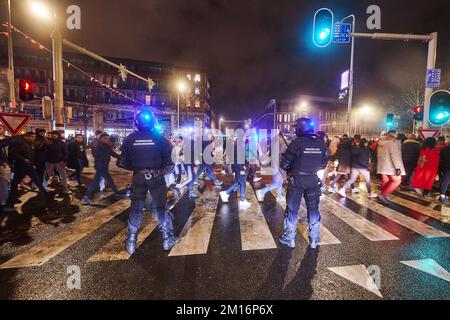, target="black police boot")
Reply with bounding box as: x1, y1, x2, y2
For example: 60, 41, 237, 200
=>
279, 233, 296, 248
125, 233, 138, 255
309, 237, 320, 249
162, 229, 180, 251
